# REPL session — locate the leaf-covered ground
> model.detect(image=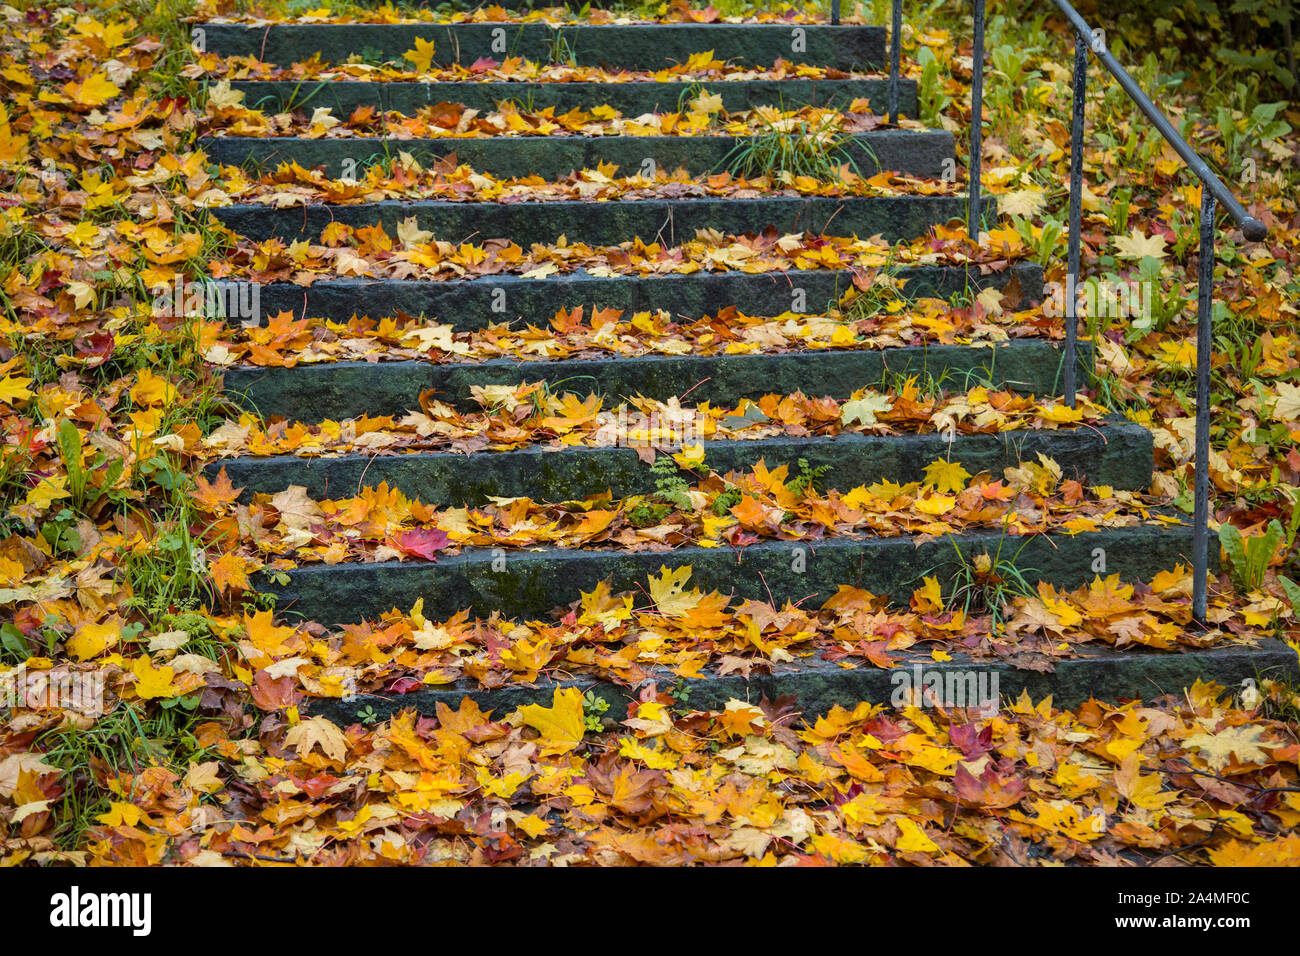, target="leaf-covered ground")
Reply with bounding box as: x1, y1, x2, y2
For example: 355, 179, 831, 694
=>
1, 0, 1299, 866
